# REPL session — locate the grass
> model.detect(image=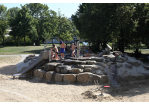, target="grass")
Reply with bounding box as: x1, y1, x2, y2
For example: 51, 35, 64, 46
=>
0, 46, 53, 55
124, 49, 149, 54
0, 44, 149, 55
